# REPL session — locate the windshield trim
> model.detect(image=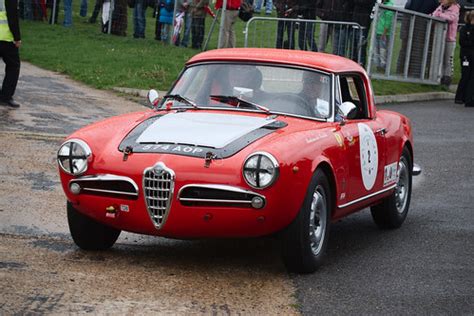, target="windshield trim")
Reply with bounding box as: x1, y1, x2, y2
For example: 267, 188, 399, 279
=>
153, 107, 328, 122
